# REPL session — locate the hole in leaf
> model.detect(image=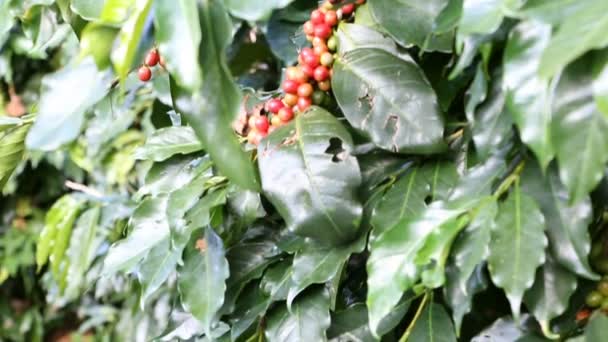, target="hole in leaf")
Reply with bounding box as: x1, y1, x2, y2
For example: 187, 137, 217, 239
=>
325, 137, 345, 163
424, 195, 433, 204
